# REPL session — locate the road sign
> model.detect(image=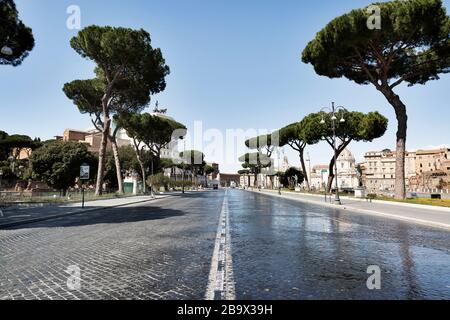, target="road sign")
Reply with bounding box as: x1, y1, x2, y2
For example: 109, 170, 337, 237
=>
80, 164, 90, 180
